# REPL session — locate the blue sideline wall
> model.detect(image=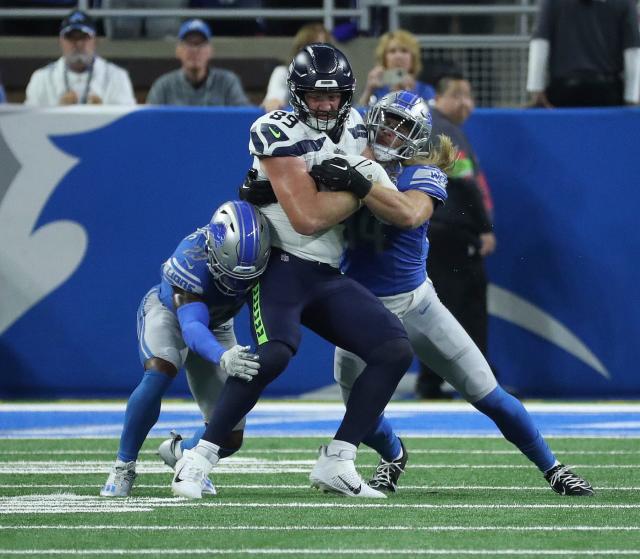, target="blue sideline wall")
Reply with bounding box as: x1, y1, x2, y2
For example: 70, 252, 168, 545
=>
0, 106, 638, 399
